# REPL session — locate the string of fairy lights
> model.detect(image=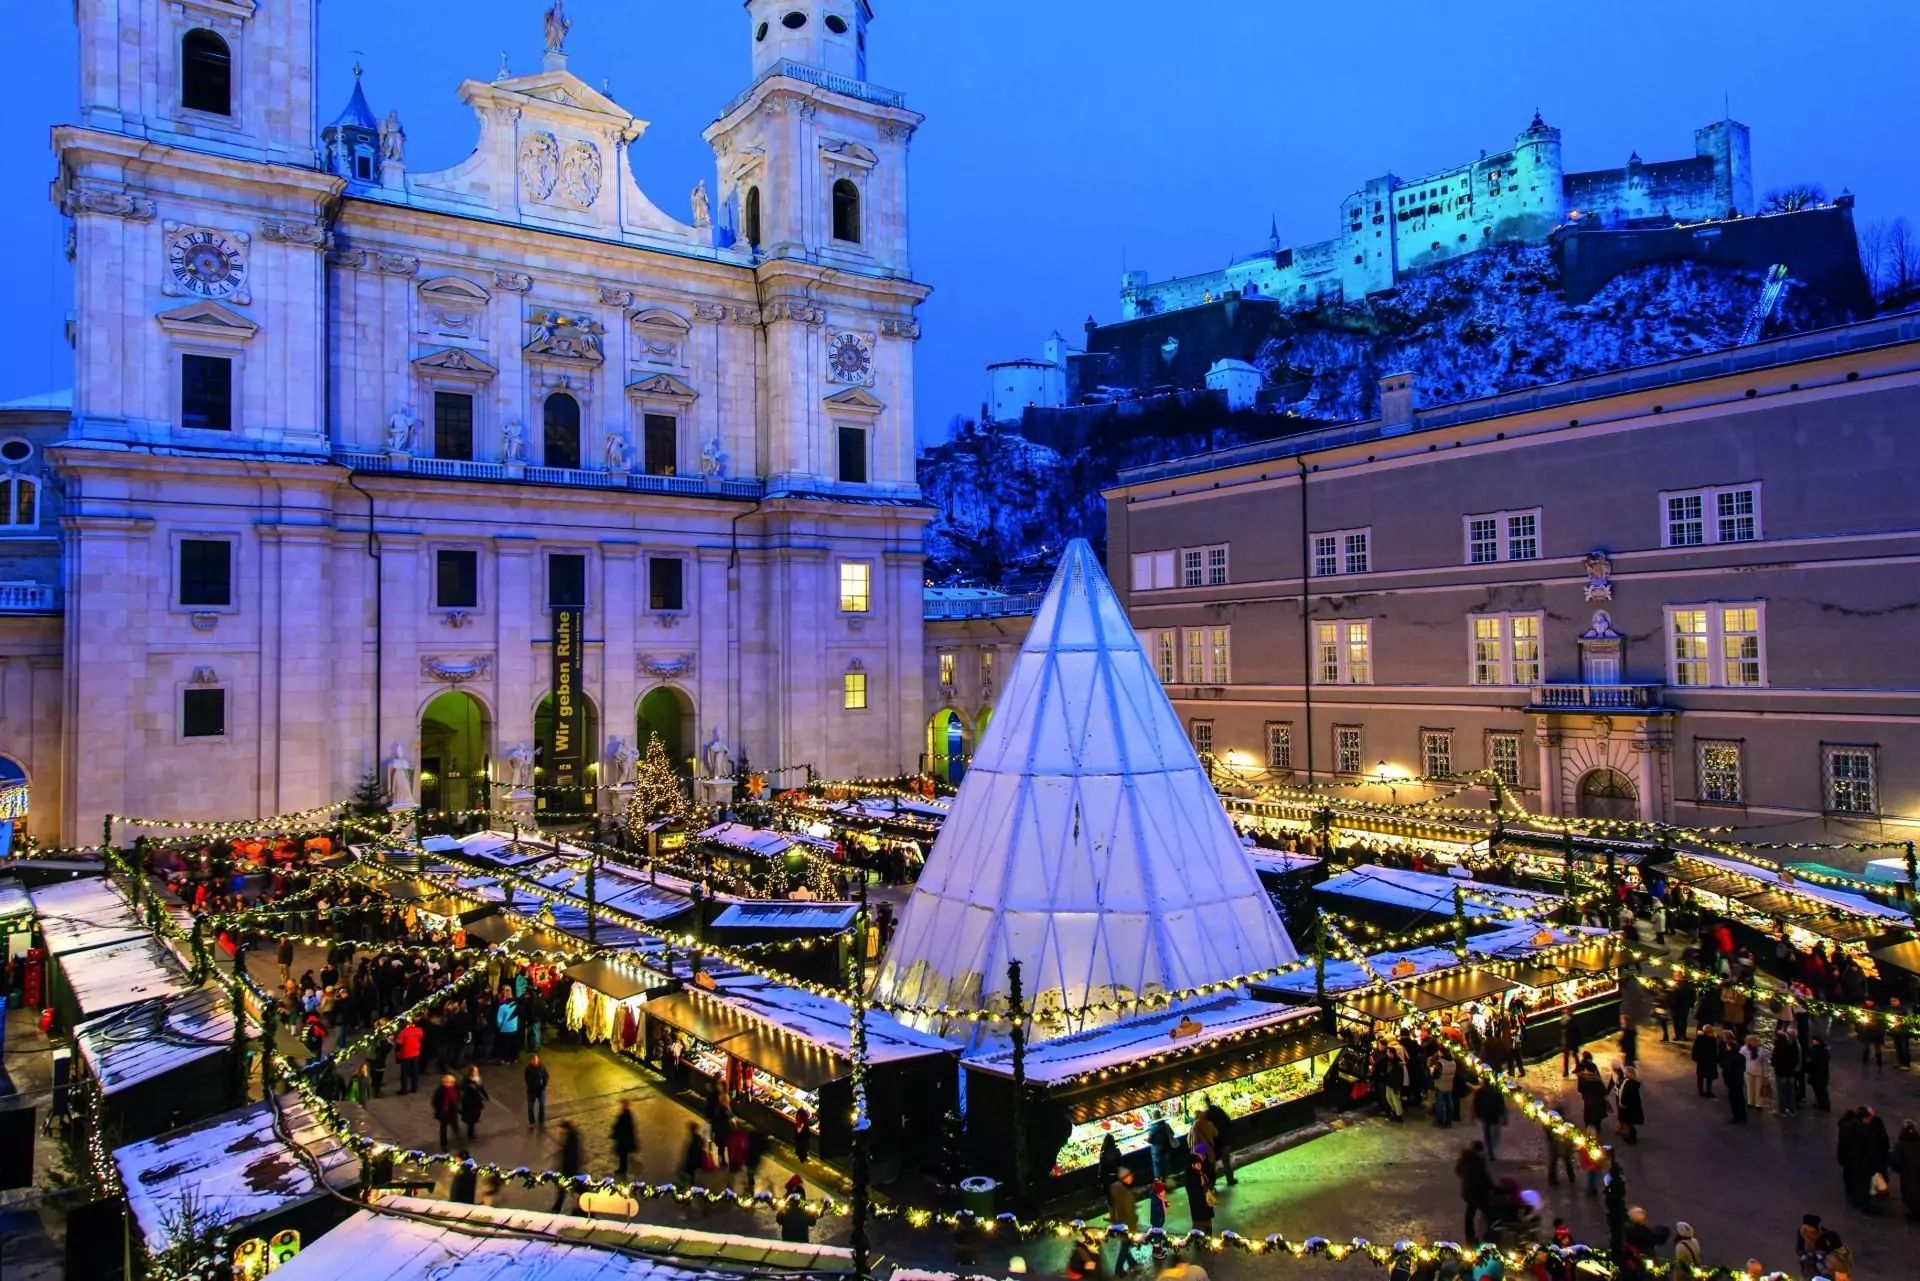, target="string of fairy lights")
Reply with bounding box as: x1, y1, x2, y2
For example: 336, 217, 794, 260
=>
1629, 946, 1920, 1033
